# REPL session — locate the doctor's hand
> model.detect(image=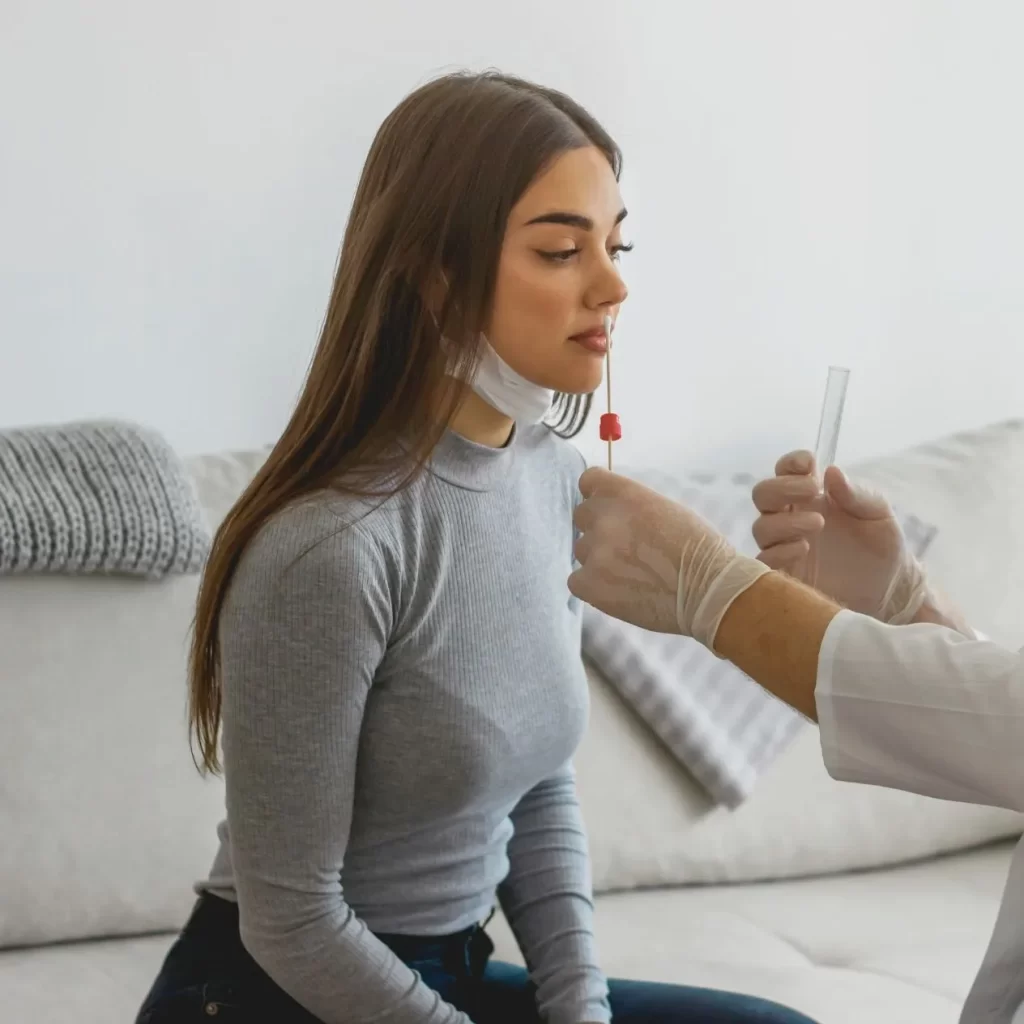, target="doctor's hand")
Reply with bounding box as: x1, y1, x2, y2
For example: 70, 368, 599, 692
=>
570, 468, 770, 649
751, 451, 927, 624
